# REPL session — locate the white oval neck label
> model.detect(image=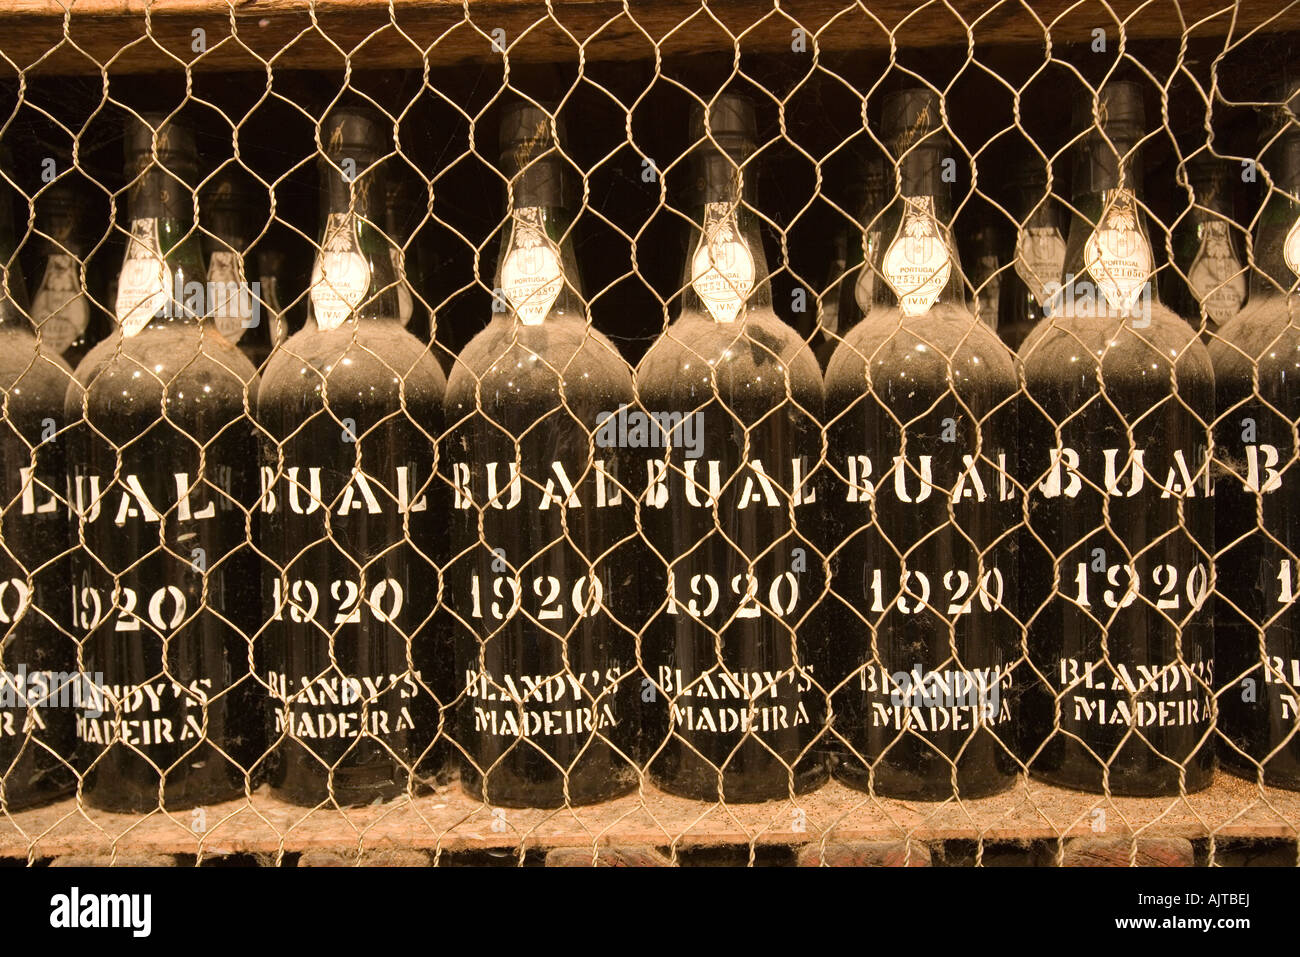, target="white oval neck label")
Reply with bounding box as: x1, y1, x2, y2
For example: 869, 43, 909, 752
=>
881, 195, 952, 317
501, 207, 563, 325
310, 212, 372, 331
33, 252, 89, 354
691, 201, 755, 323
1083, 188, 1153, 312
116, 218, 170, 337
208, 250, 252, 343
1015, 225, 1067, 308
1284, 213, 1300, 281
1187, 219, 1245, 324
